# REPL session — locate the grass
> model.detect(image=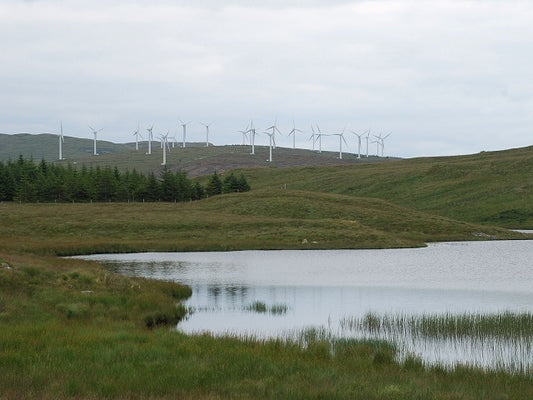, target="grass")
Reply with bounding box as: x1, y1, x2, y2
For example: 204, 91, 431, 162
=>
1, 146, 533, 398
340, 312, 533, 374
235, 146, 533, 228
245, 301, 289, 315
